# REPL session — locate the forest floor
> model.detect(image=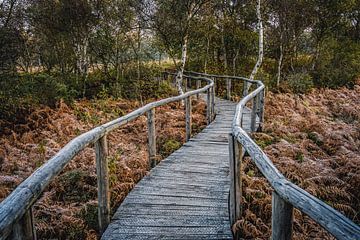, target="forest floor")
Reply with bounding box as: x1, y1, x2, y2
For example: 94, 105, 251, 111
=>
235, 82, 360, 239
0, 97, 207, 239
